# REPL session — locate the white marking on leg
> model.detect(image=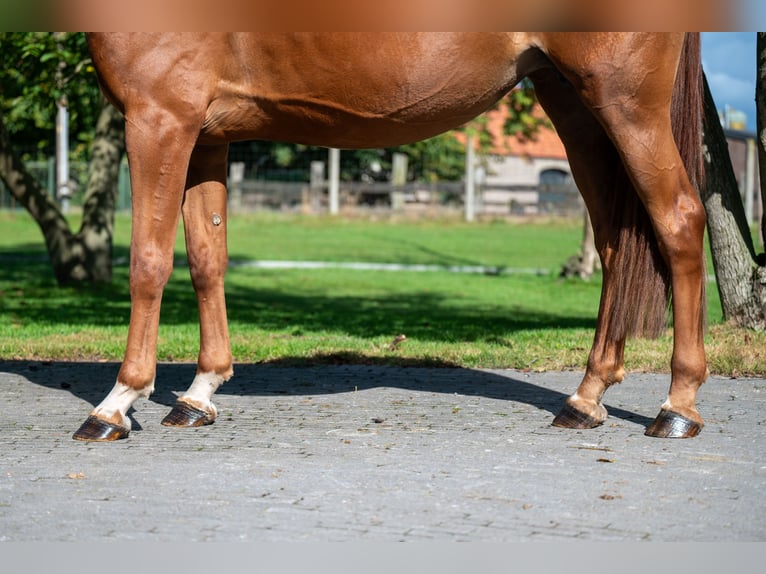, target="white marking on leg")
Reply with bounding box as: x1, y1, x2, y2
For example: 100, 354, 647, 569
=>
92, 380, 154, 430
180, 371, 225, 417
